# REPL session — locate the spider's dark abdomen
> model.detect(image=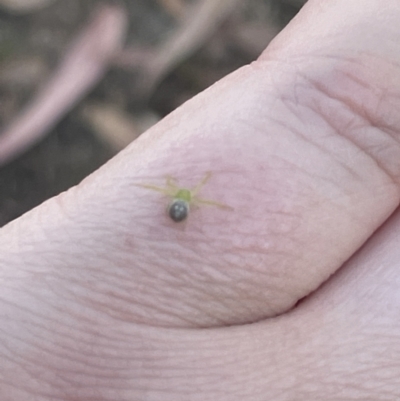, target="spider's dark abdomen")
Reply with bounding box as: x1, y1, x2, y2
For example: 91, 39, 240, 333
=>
168, 199, 189, 222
